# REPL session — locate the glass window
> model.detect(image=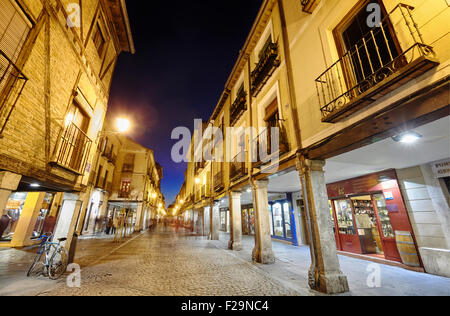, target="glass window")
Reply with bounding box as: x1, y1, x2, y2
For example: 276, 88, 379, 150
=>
373, 194, 395, 238
248, 208, 255, 235
268, 205, 274, 236
0, 192, 28, 241
272, 203, 284, 237
32, 193, 55, 239
334, 199, 356, 235
283, 203, 292, 239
